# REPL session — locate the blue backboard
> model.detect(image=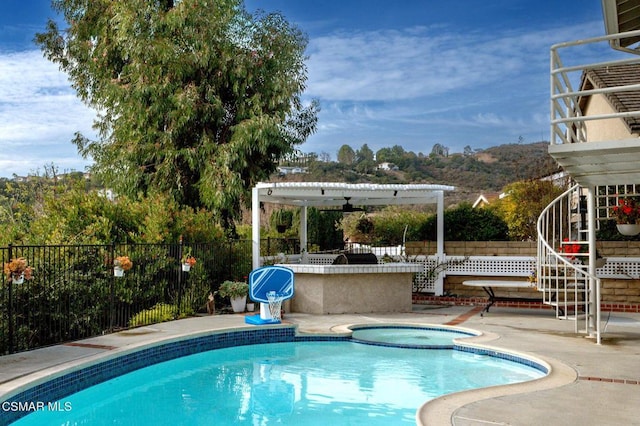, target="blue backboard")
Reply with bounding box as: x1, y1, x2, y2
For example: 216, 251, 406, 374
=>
249, 266, 294, 303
